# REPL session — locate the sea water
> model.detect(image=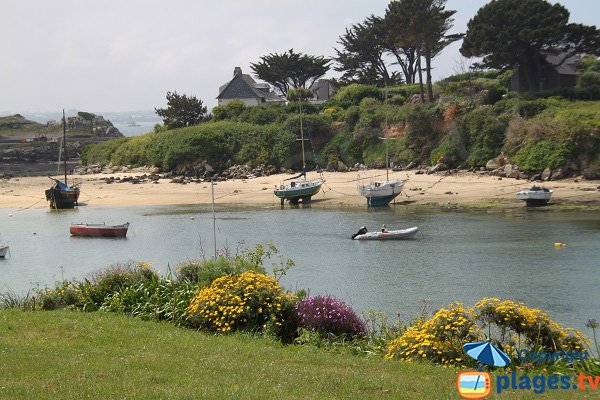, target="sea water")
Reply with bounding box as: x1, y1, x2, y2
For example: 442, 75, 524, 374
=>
0, 205, 598, 332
